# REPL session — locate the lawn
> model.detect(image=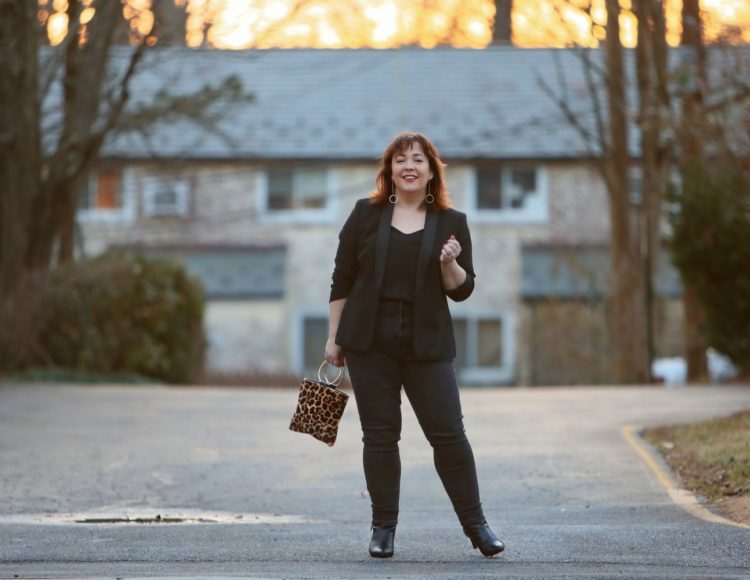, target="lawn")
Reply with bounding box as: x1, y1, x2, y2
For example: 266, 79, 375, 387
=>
643, 409, 750, 525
